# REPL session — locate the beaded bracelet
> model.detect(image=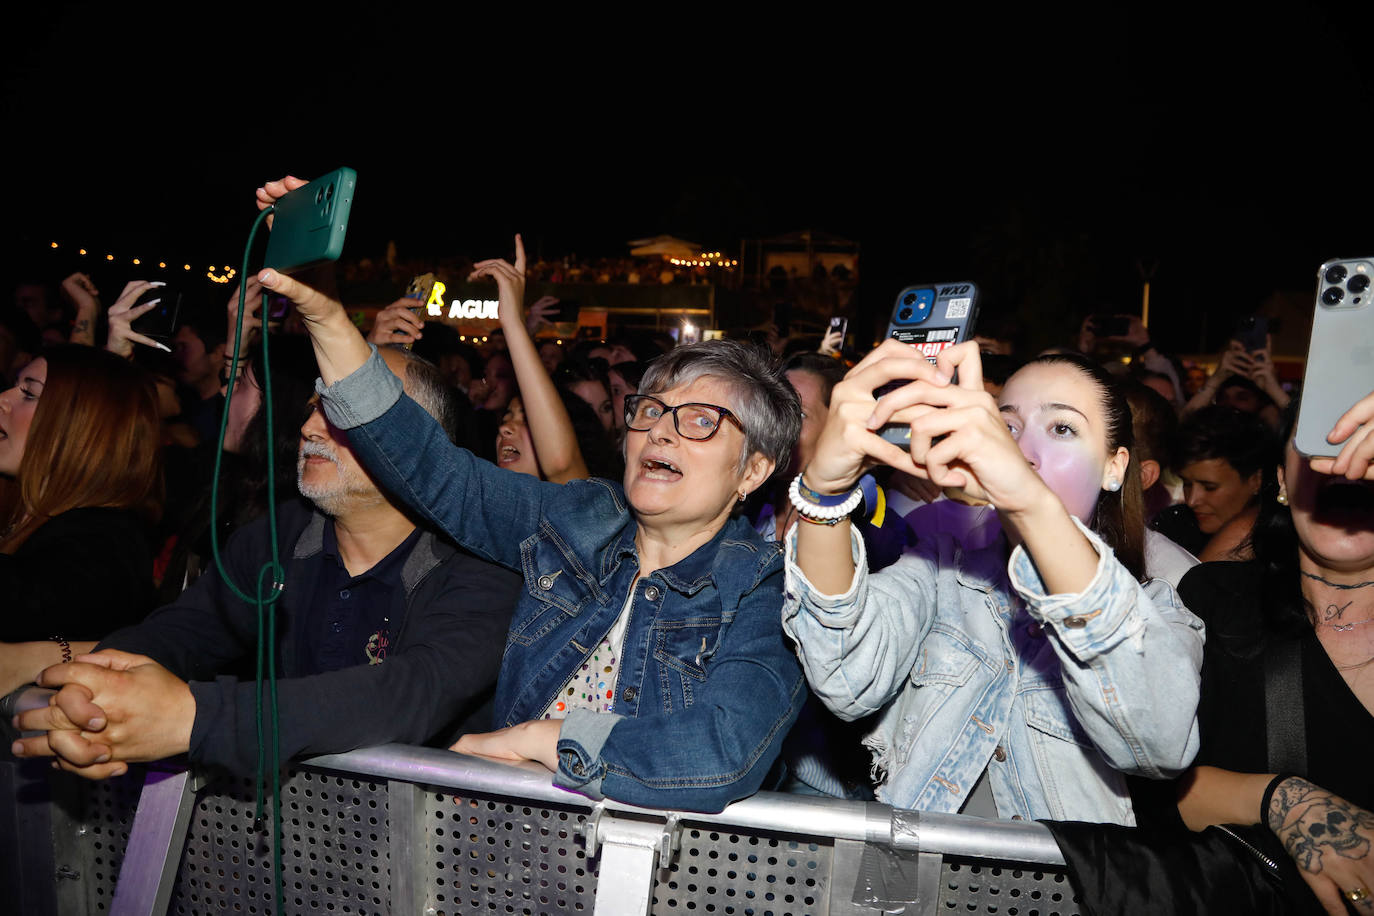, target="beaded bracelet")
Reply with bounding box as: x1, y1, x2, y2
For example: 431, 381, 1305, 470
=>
788, 472, 863, 522
49, 636, 72, 664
